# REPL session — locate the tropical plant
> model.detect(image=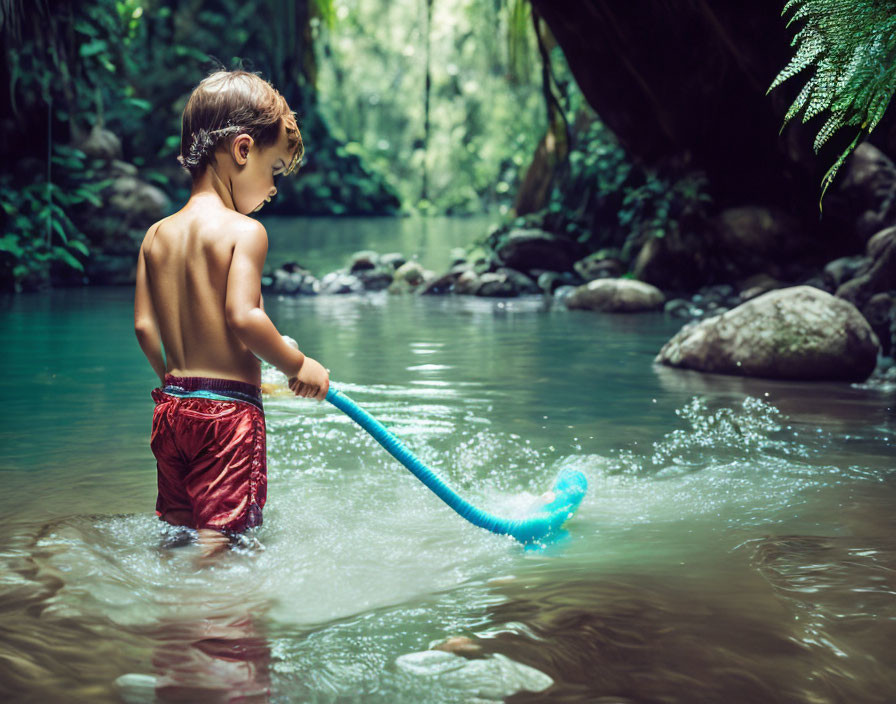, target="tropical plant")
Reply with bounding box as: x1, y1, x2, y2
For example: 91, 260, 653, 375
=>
0, 145, 111, 291
768, 0, 896, 202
